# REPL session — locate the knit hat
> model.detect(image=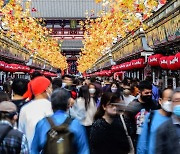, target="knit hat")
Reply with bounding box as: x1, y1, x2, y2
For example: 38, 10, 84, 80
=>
0, 101, 17, 113
23, 76, 51, 99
